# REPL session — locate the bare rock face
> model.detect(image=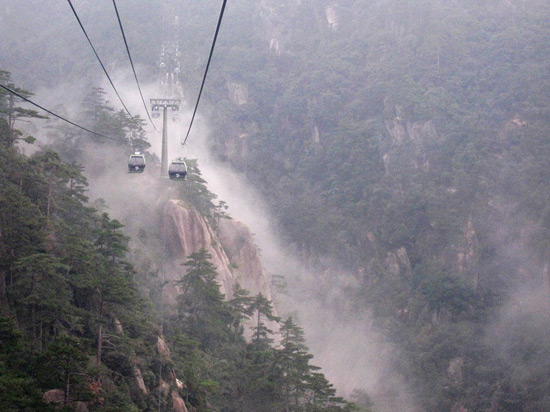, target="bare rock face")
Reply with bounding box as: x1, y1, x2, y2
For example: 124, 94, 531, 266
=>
385, 247, 412, 279
383, 117, 437, 173
114, 318, 123, 335
43, 389, 65, 404
218, 217, 280, 338
326, 5, 338, 29
218, 218, 274, 302
157, 336, 172, 361
163, 199, 277, 306
158, 379, 187, 411
454, 217, 479, 287
269, 37, 280, 54
155, 344, 188, 412
134, 367, 148, 395
227, 81, 249, 105
163, 200, 235, 300
447, 357, 464, 385
43, 390, 89, 411
163, 199, 279, 338
312, 124, 320, 144
385, 115, 408, 144
172, 391, 189, 412
74, 402, 89, 412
